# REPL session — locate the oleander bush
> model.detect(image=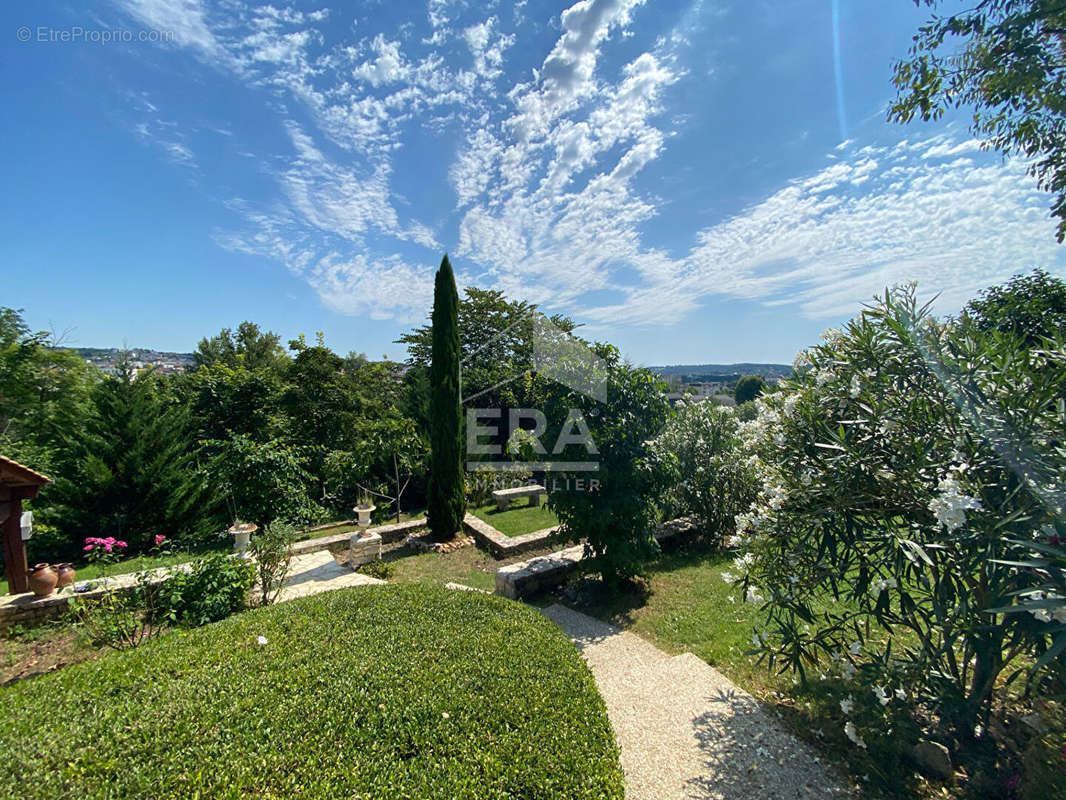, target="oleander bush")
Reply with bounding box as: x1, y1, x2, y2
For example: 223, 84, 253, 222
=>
729, 285, 1066, 758
652, 400, 758, 546
0, 584, 623, 800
